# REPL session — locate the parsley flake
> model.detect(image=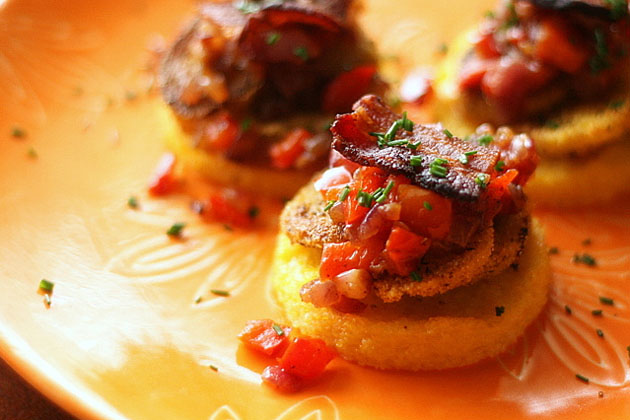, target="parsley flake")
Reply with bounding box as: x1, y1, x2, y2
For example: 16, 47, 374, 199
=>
477, 134, 494, 146
423, 201, 433, 211
166, 222, 186, 237
127, 196, 139, 209
266, 32, 281, 45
